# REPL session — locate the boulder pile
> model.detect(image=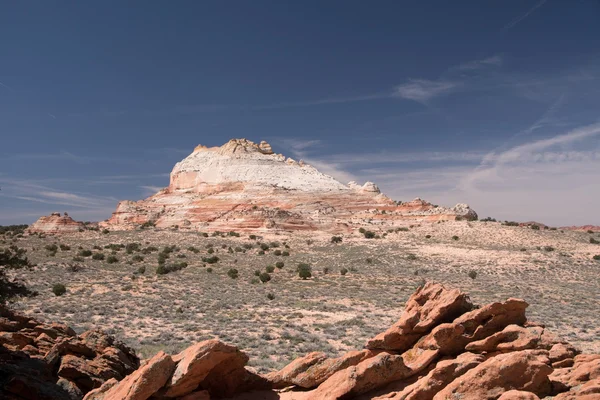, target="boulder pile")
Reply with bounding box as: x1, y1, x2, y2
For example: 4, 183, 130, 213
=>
3, 282, 599, 399
0, 306, 139, 399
